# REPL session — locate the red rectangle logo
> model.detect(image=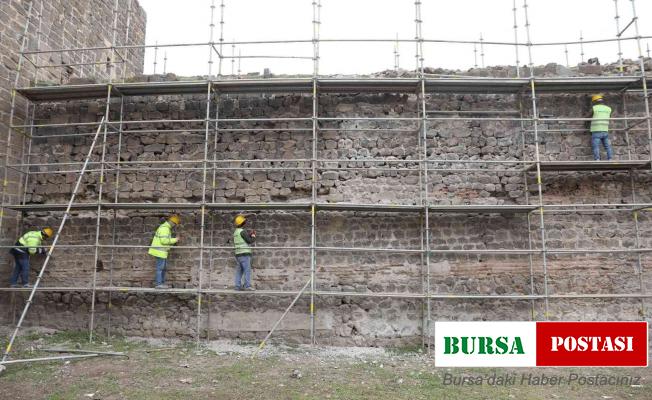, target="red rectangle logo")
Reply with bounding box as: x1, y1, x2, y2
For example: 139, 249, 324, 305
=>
536, 322, 648, 367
